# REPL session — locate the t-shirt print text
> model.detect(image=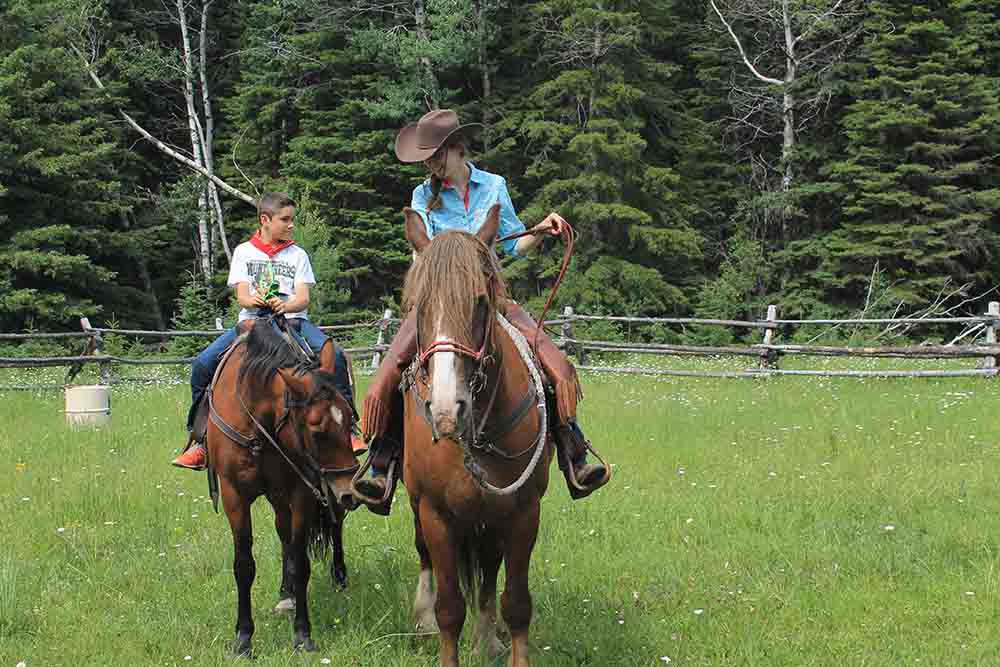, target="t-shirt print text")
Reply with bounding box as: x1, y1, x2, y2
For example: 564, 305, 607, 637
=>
246, 260, 296, 281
